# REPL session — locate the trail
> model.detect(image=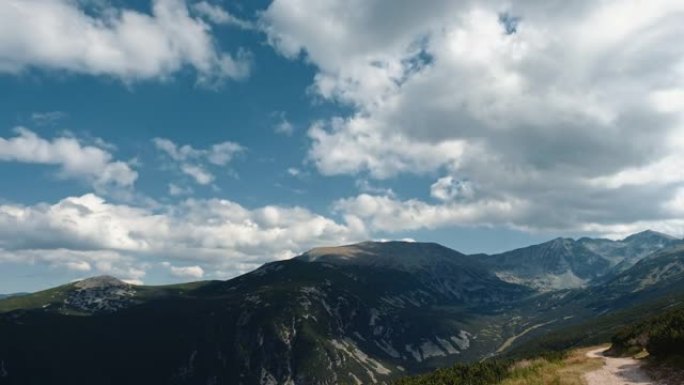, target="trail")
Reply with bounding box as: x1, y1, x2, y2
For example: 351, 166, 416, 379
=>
584, 347, 655, 385
495, 320, 555, 354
